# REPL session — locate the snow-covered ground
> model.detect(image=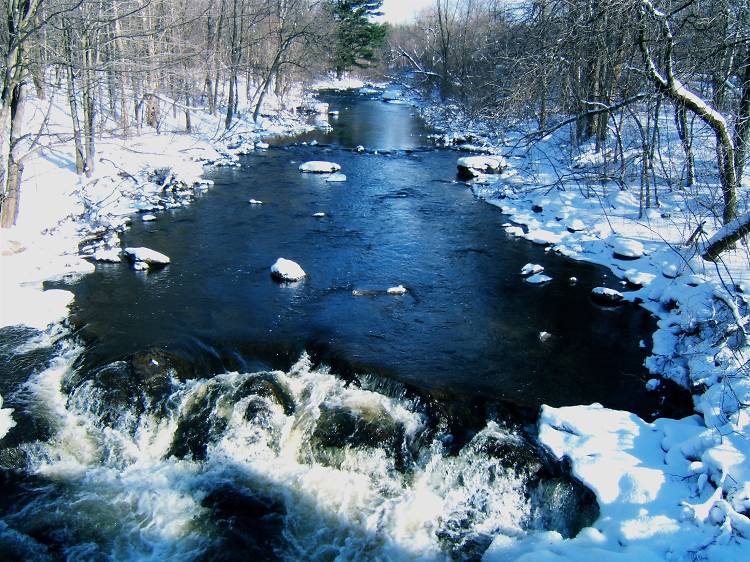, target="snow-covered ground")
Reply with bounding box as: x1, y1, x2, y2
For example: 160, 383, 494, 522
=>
420, 100, 750, 559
